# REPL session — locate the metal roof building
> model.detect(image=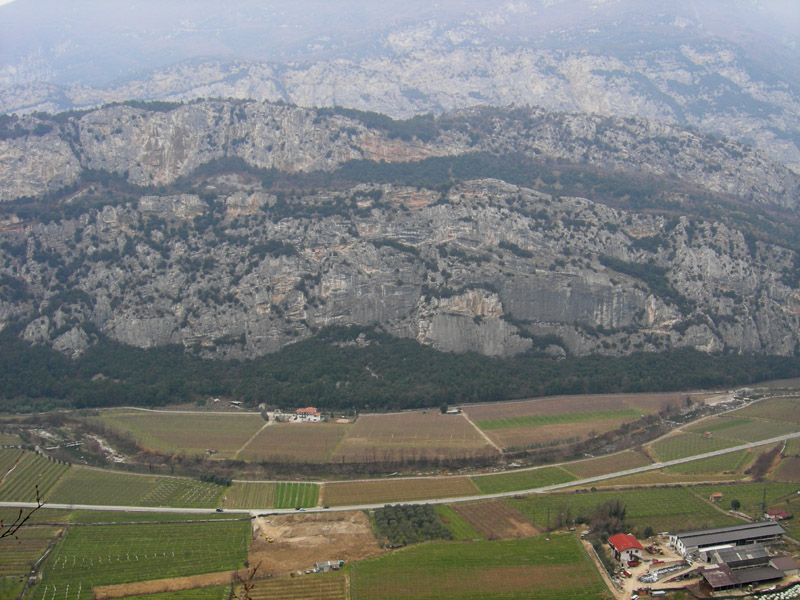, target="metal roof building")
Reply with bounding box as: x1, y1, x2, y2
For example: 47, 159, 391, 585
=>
670, 521, 785, 556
